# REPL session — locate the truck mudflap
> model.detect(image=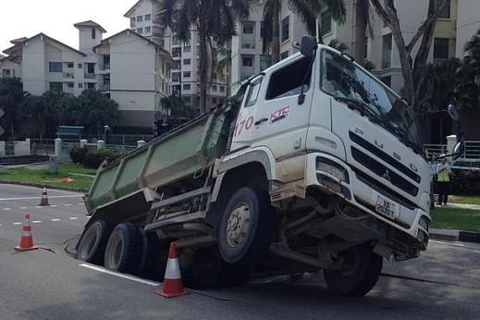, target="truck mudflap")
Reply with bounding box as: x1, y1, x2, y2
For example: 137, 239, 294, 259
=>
304, 153, 430, 247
